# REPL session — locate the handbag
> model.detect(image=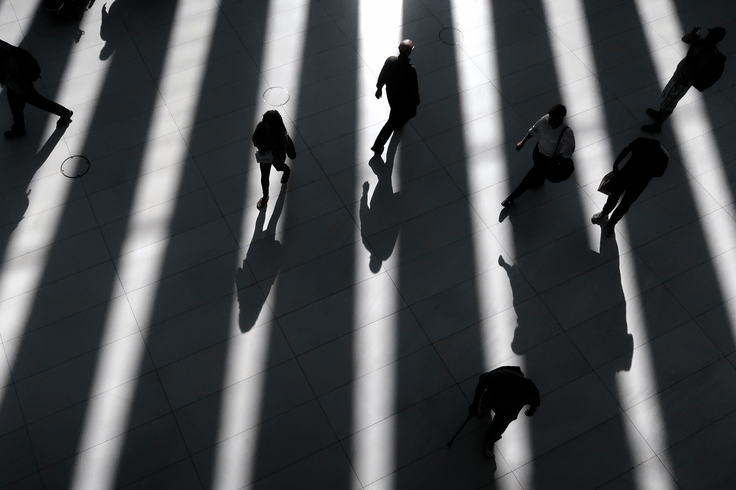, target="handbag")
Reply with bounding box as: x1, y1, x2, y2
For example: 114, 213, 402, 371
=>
597, 170, 616, 195
255, 151, 274, 163
545, 126, 574, 183
286, 134, 296, 159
